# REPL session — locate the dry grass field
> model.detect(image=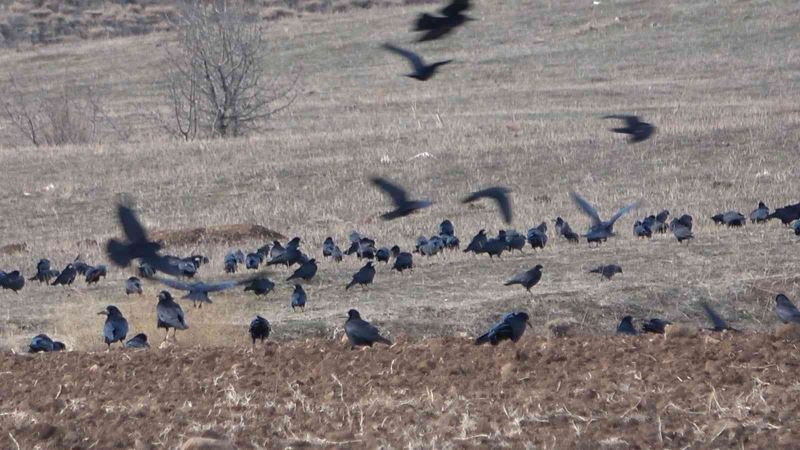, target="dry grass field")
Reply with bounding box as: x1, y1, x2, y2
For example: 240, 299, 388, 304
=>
0, 0, 799, 447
